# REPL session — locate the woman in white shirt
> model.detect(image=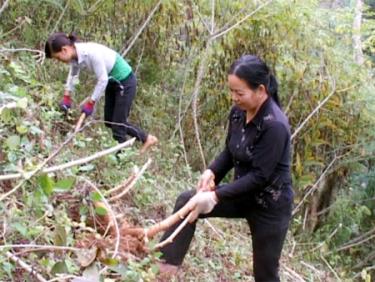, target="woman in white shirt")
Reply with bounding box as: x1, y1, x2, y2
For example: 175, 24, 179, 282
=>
45, 32, 157, 153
